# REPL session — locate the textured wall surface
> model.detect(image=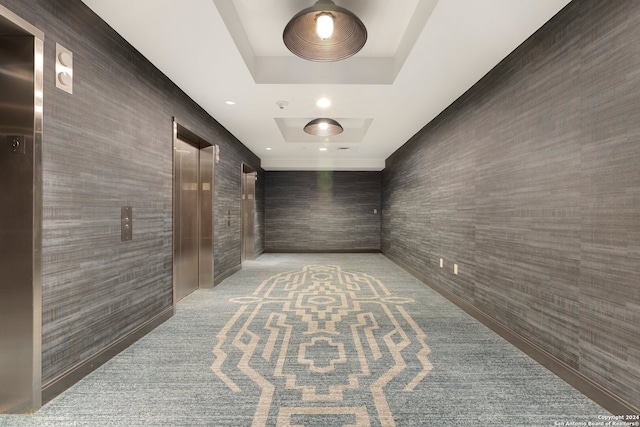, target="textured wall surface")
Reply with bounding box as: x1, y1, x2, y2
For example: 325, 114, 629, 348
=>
265, 171, 381, 252
382, 0, 640, 408
0, 0, 261, 383
212, 143, 262, 279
